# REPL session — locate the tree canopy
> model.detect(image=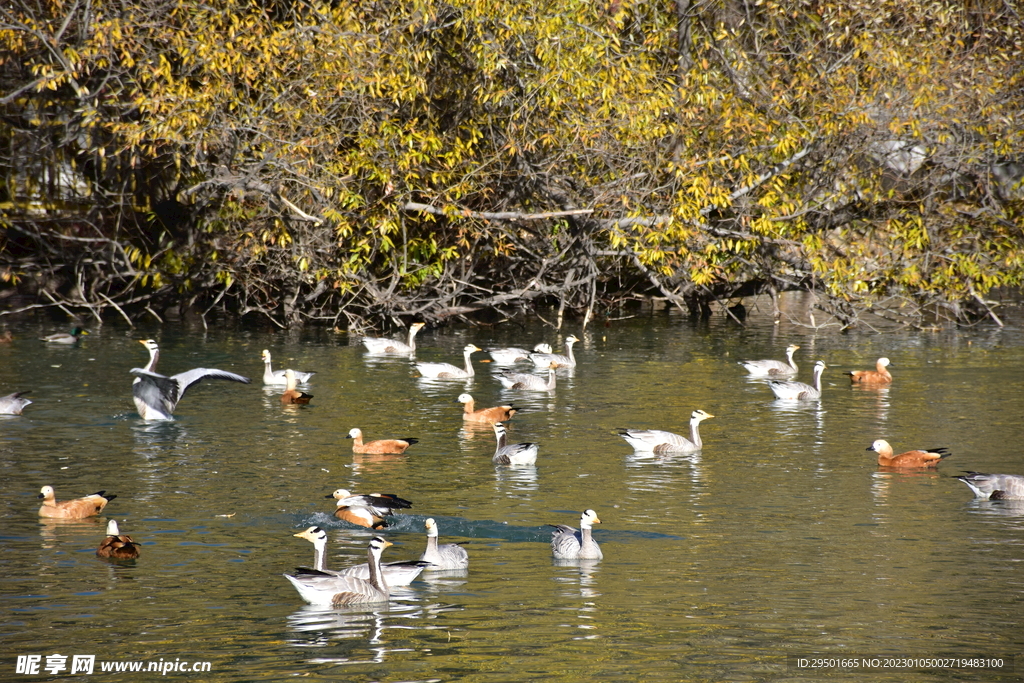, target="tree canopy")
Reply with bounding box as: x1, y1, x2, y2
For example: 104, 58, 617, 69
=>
2, 0, 1022, 330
